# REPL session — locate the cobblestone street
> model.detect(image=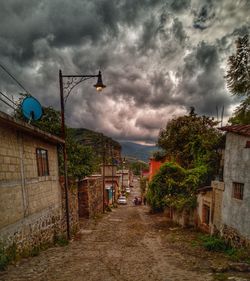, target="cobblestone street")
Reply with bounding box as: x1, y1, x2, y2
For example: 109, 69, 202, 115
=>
1, 183, 249, 281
